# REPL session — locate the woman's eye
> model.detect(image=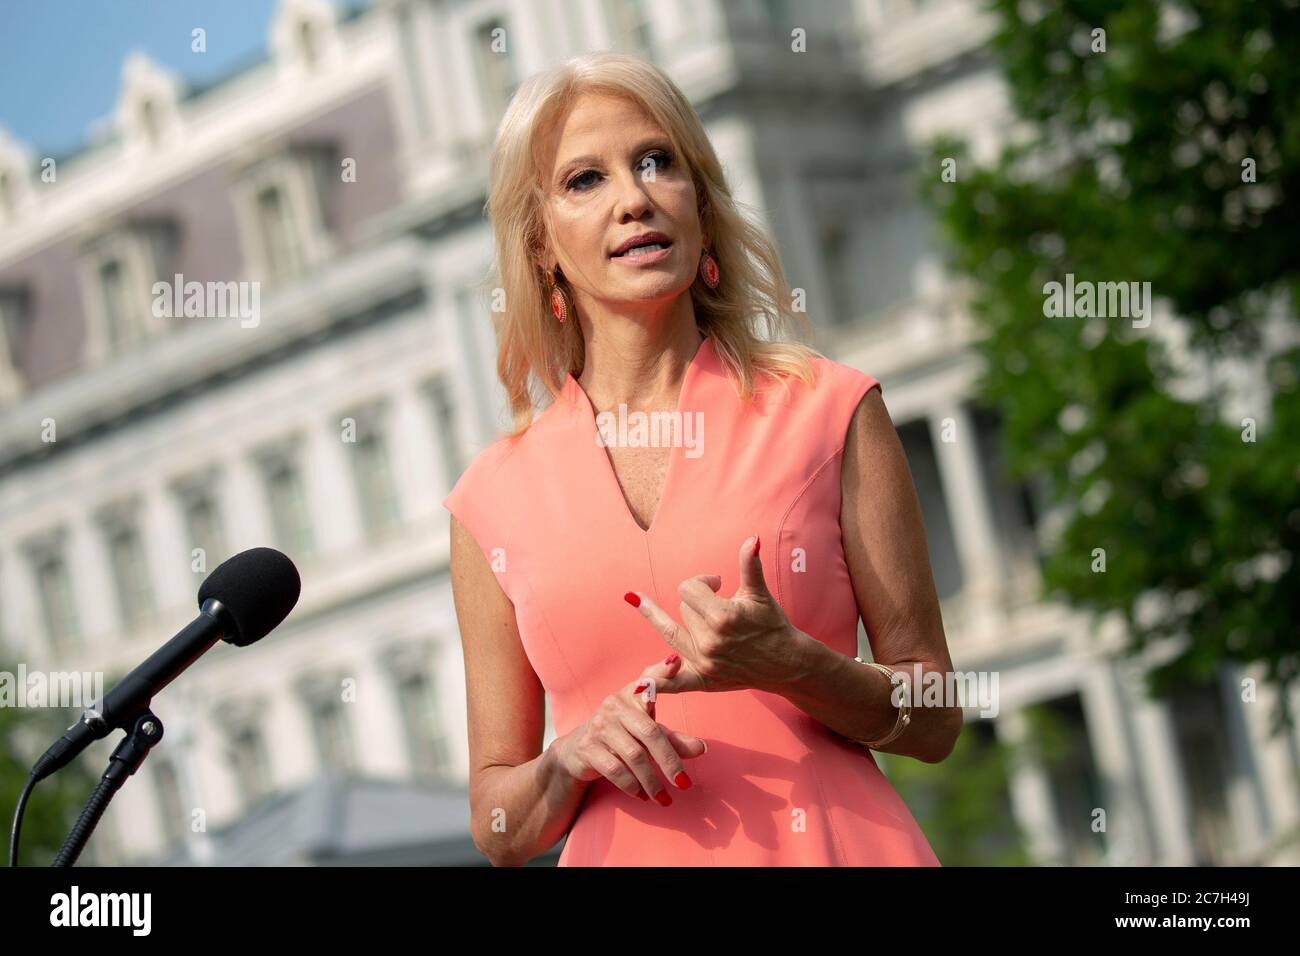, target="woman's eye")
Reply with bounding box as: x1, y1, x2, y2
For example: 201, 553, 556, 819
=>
567, 170, 599, 191
640, 150, 673, 174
